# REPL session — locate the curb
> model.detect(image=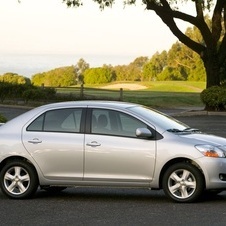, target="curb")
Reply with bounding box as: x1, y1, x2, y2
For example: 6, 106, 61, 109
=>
1, 104, 226, 117
172, 110, 226, 117
0, 104, 33, 110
